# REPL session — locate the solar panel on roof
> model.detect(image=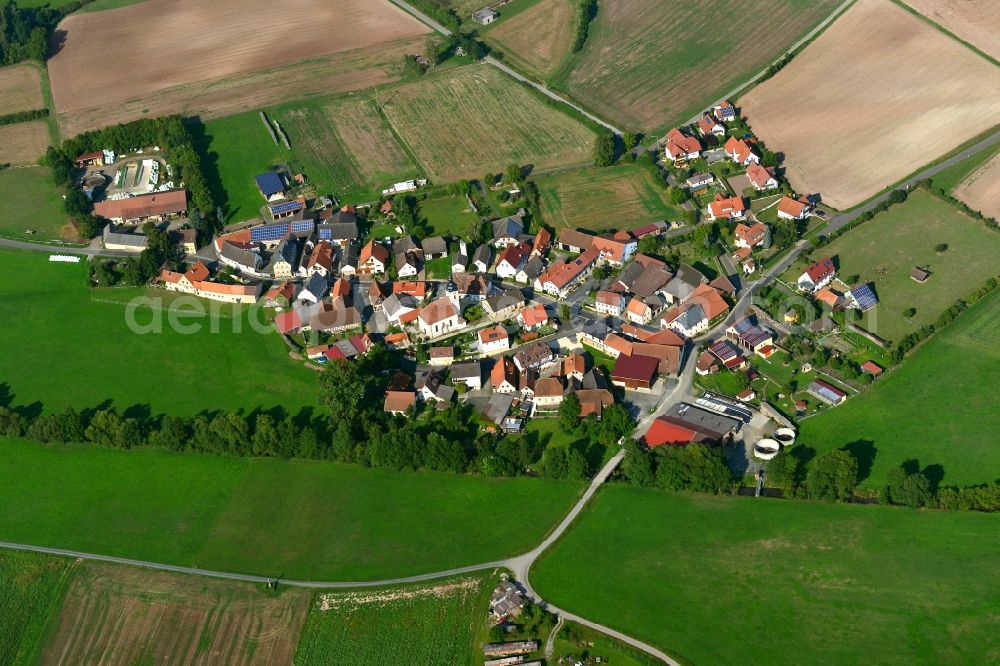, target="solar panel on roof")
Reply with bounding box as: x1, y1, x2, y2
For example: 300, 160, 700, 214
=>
291, 220, 314, 234
268, 200, 305, 215
250, 223, 291, 243
255, 172, 284, 197
851, 284, 878, 312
